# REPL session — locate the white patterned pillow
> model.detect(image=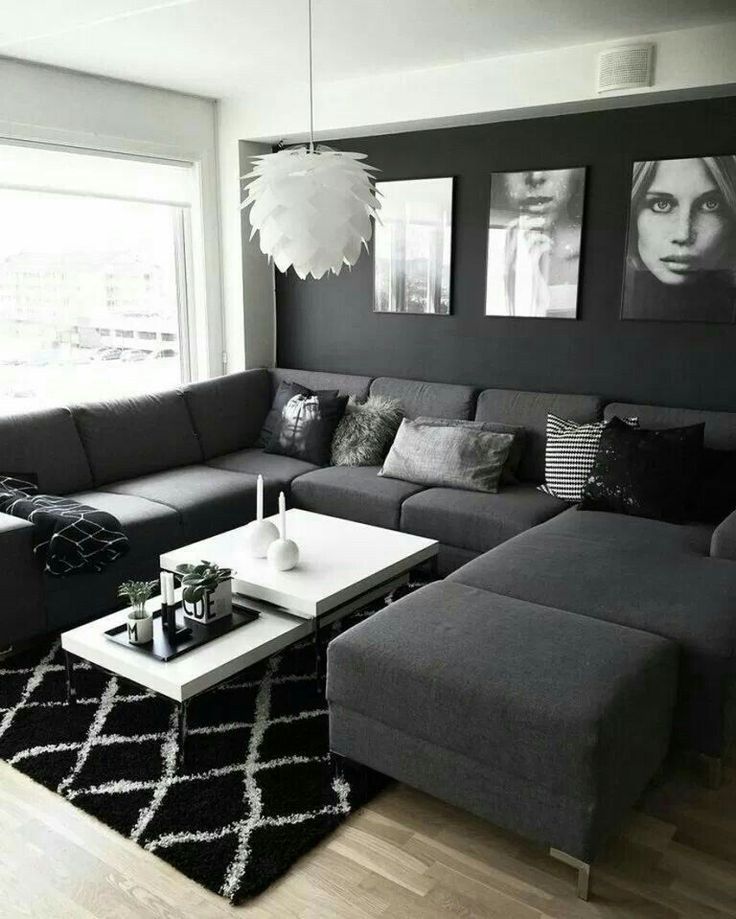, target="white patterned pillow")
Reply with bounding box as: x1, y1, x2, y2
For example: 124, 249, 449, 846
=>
538, 414, 637, 502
